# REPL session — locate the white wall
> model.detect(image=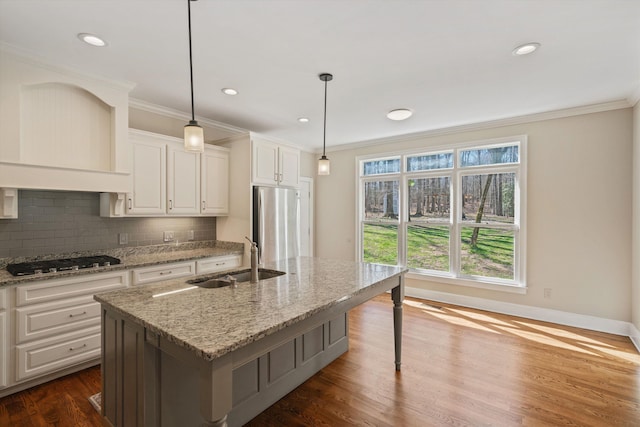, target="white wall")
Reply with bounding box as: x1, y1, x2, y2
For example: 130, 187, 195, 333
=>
316, 108, 633, 322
